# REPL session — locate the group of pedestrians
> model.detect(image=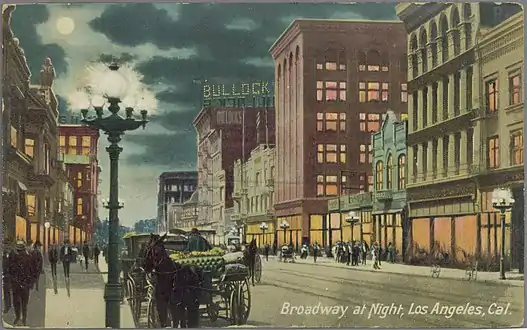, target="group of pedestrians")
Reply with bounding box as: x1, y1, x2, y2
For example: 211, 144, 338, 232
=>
334, 241, 397, 270
47, 240, 102, 278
